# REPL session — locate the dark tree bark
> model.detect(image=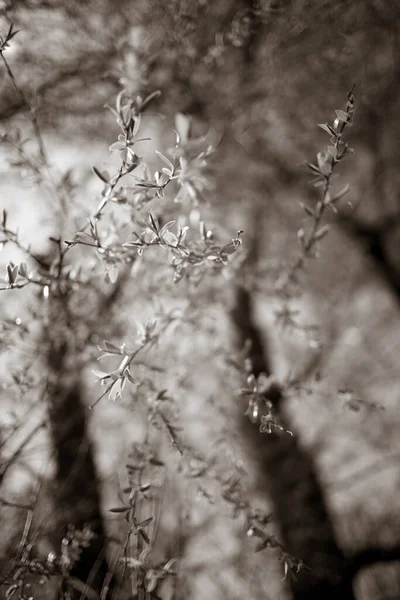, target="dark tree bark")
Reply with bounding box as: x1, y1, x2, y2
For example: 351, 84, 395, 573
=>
47, 380, 113, 599
232, 283, 356, 600
45, 285, 114, 599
